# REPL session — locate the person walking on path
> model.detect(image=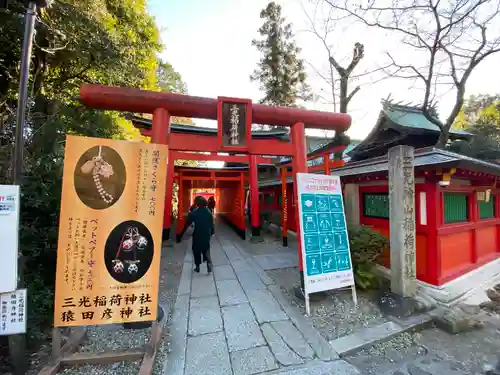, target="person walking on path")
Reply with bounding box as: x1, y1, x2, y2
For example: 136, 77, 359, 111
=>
207, 196, 216, 214
177, 196, 215, 273
188, 201, 197, 231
